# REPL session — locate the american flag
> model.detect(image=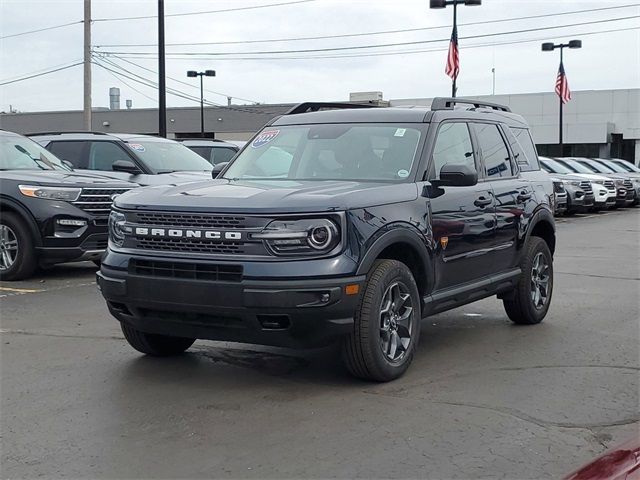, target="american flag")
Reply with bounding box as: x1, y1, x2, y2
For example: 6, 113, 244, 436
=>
555, 61, 571, 104
445, 25, 459, 81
